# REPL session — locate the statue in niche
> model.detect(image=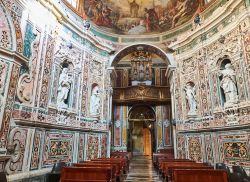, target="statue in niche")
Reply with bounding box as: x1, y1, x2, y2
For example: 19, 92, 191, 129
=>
90, 85, 101, 115
184, 83, 197, 115
220, 63, 238, 106
57, 68, 72, 109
